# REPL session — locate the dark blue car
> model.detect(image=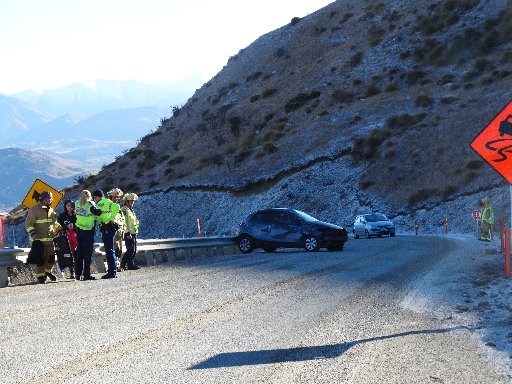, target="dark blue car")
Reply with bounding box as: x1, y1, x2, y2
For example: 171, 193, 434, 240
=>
236, 208, 348, 253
